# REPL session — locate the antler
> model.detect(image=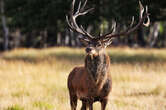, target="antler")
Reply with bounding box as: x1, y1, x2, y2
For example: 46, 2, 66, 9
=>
66, 0, 94, 41
66, 0, 150, 47
96, 1, 150, 43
